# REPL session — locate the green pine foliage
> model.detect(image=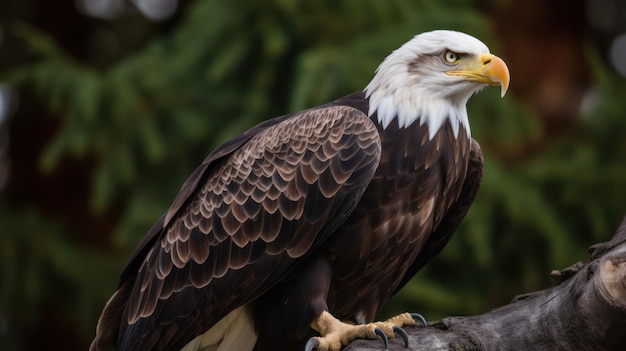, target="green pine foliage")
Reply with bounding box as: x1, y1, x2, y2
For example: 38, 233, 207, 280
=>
1, 0, 625, 348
